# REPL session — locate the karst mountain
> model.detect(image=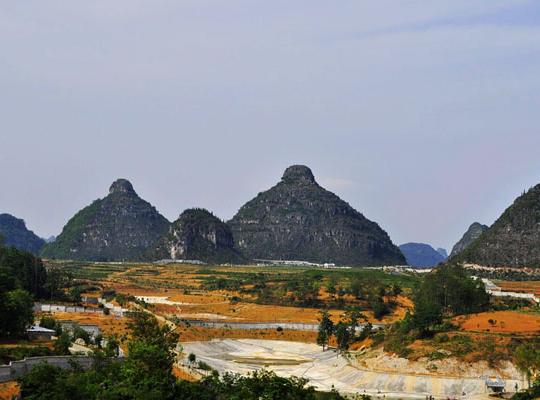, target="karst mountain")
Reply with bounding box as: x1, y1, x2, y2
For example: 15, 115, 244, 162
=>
449, 222, 489, 258
0, 213, 45, 254
227, 165, 405, 266
147, 208, 245, 264
40, 179, 169, 261
454, 185, 540, 267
